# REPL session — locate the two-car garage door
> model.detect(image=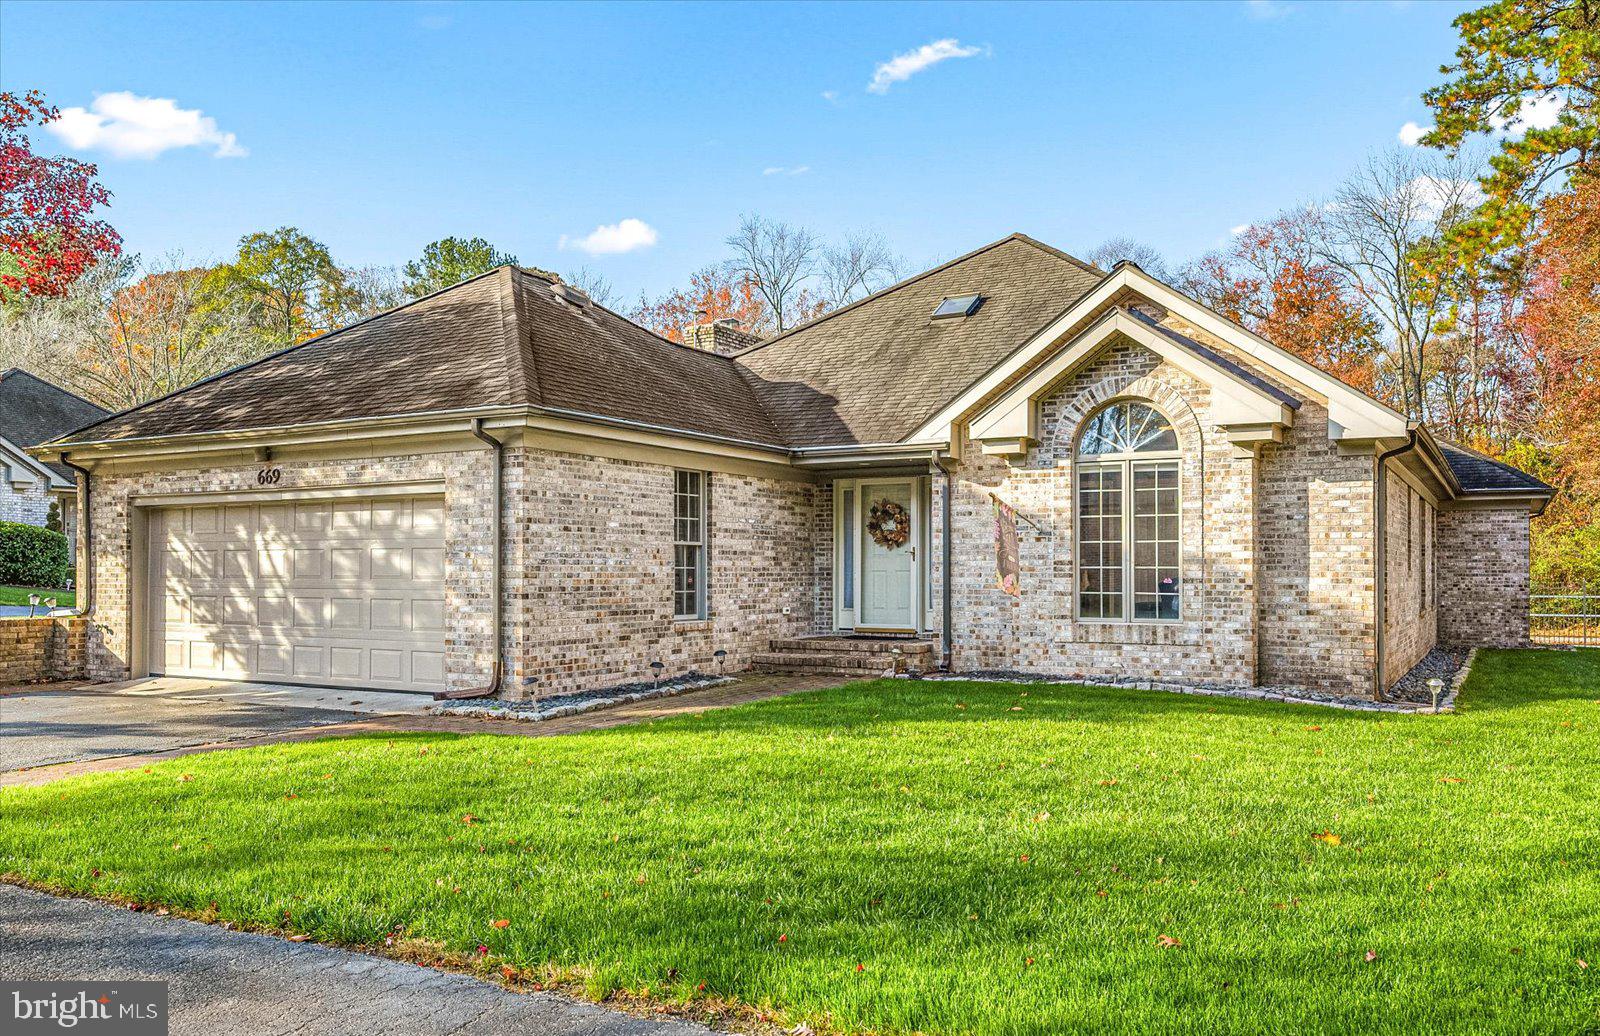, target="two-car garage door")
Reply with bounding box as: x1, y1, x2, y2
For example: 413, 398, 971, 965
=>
147, 496, 447, 693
